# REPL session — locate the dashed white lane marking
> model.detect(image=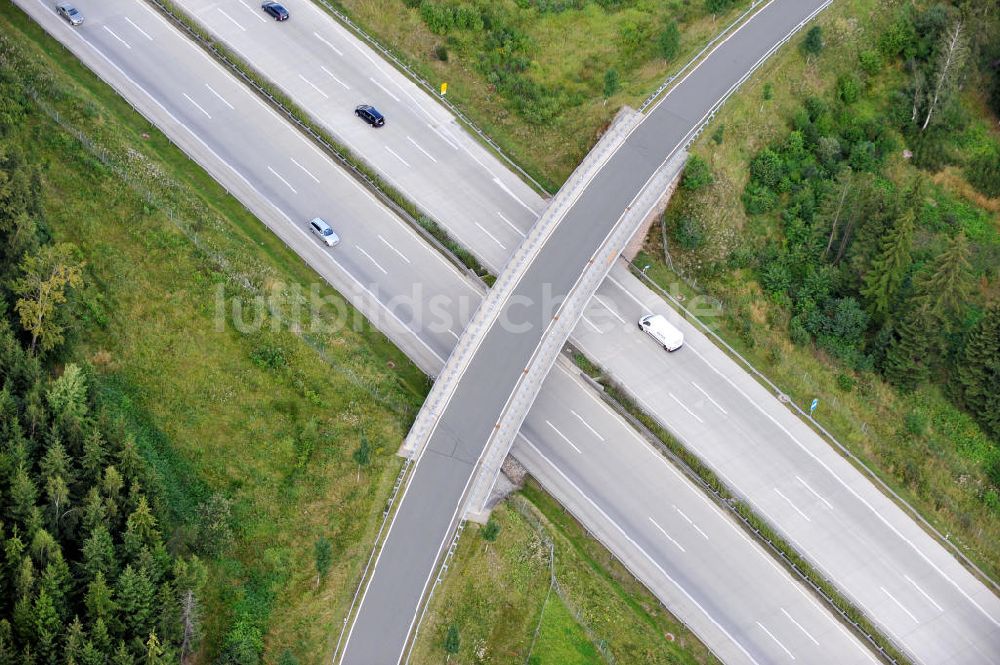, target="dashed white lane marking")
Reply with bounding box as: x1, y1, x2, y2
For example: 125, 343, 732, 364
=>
406, 136, 437, 163
606, 274, 648, 309
669, 393, 703, 423
545, 420, 581, 454
356, 246, 388, 275
385, 146, 411, 168
237, 0, 267, 22
795, 475, 834, 510
297, 73, 329, 99
215, 8, 245, 31
496, 211, 527, 238
780, 607, 819, 646
756, 621, 795, 660
123, 17, 152, 40
492, 177, 536, 215
313, 31, 343, 56
905, 575, 943, 613
648, 516, 686, 553
205, 83, 235, 110
368, 77, 401, 102
266, 166, 297, 194
774, 488, 811, 522
289, 157, 319, 184
519, 439, 762, 665
691, 381, 727, 414
570, 409, 605, 442
102, 26, 132, 49
378, 234, 411, 264
474, 222, 506, 250
581, 316, 602, 334
593, 294, 626, 325
319, 65, 349, 89
427, 122, 460, 150
881, 586, 919, 623
673, 506, 709, 540
182, 93, 212, 119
